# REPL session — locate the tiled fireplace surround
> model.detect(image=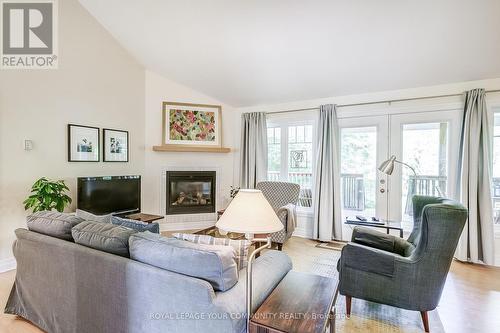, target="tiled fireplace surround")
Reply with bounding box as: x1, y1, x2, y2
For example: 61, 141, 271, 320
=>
160, 166, 223, 230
